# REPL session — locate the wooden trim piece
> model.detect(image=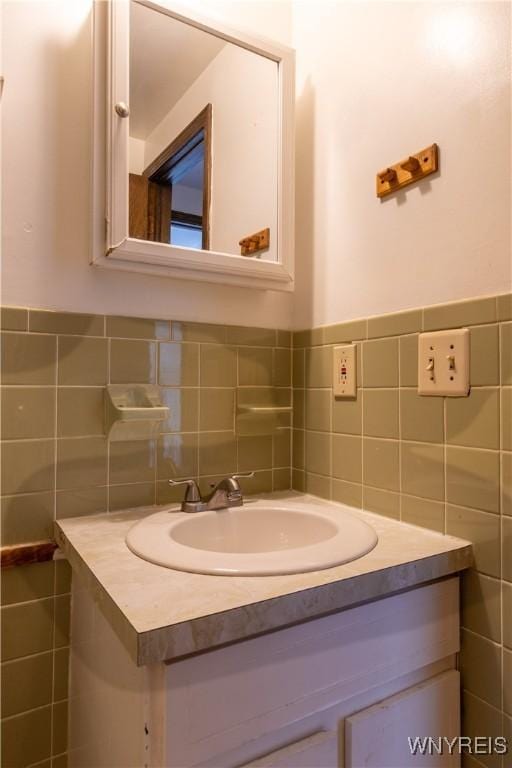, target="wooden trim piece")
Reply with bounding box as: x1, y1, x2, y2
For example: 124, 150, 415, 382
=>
239, 227, 270, 257
144, 104, 212, 249
143, 104, 211, 180
1, 540, 58, 569
172, 211, 202, 227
